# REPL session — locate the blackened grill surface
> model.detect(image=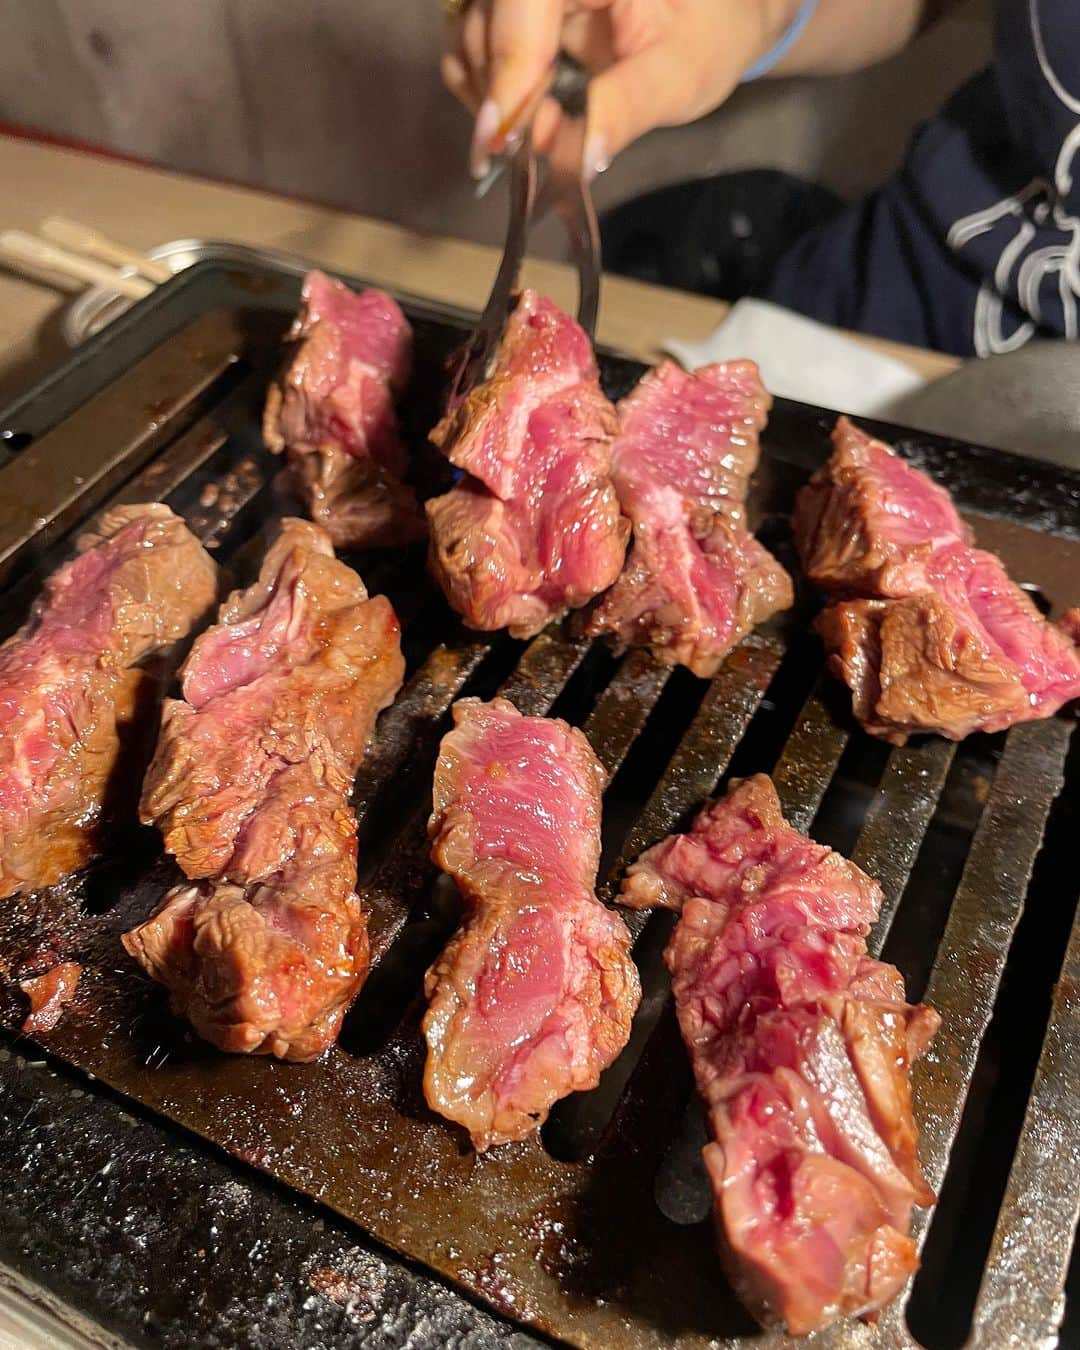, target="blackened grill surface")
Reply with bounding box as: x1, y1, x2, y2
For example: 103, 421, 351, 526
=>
0, 259, 1078, 1349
